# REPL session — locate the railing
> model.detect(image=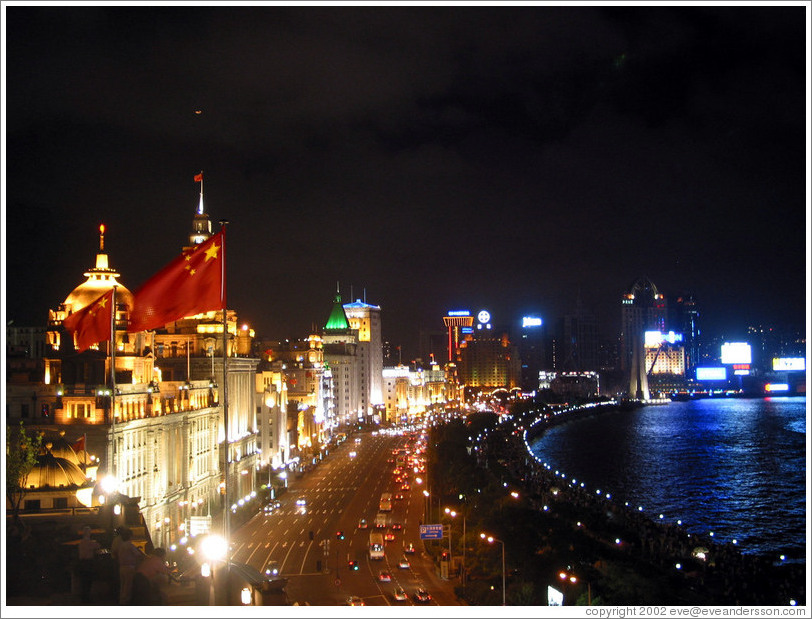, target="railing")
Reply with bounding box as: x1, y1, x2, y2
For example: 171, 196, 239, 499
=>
8, 506, 100, 518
